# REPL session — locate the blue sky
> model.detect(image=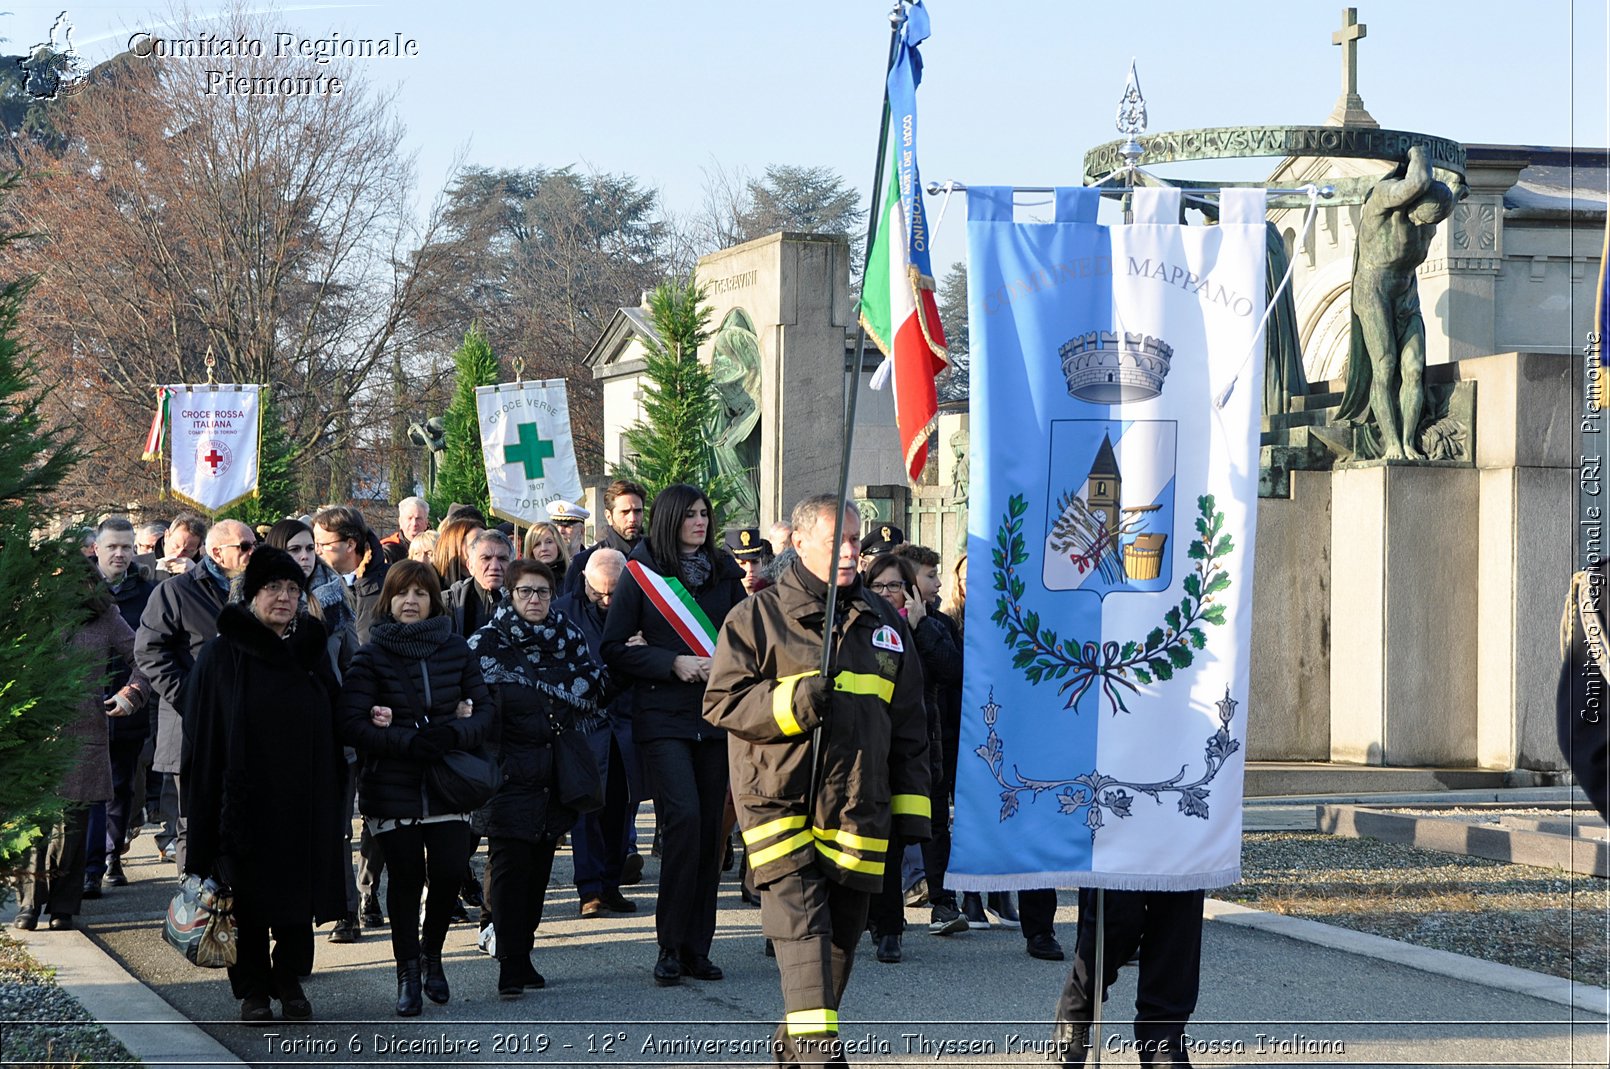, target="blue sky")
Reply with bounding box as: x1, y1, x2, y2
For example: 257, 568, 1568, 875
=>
6, 1, 1607, 272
